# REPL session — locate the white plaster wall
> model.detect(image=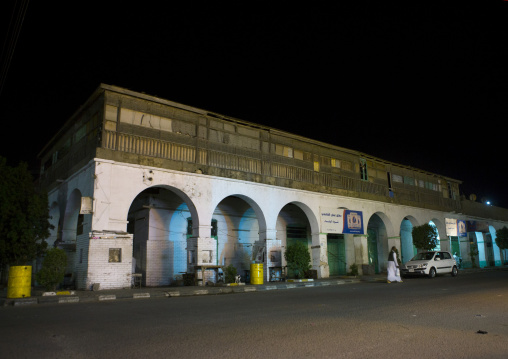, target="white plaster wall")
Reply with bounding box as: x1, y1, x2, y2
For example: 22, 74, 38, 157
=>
46, 158, 508, 289
92, 160, 451, 240
90, 160, 463, 279
87, 235, 133, 289
47, 161, 96, 289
